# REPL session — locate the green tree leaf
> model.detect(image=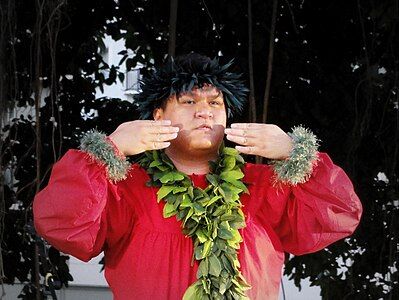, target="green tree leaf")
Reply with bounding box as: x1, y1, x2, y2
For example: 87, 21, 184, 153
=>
208, 255, 222, 277
157, 186, 175, 201
163, 202, 176, 218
